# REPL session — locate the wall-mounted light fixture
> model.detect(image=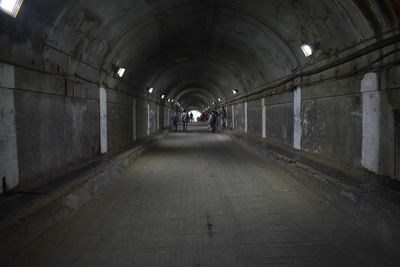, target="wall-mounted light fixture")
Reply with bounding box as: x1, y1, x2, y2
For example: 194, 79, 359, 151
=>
148, 88, 154, 94
161, 94, 165, 99
0, 0, 24, 18
218, 98, 222, 102
117, 67, 126, 78
301, 44, 313, 57
232, 89, 238, 95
